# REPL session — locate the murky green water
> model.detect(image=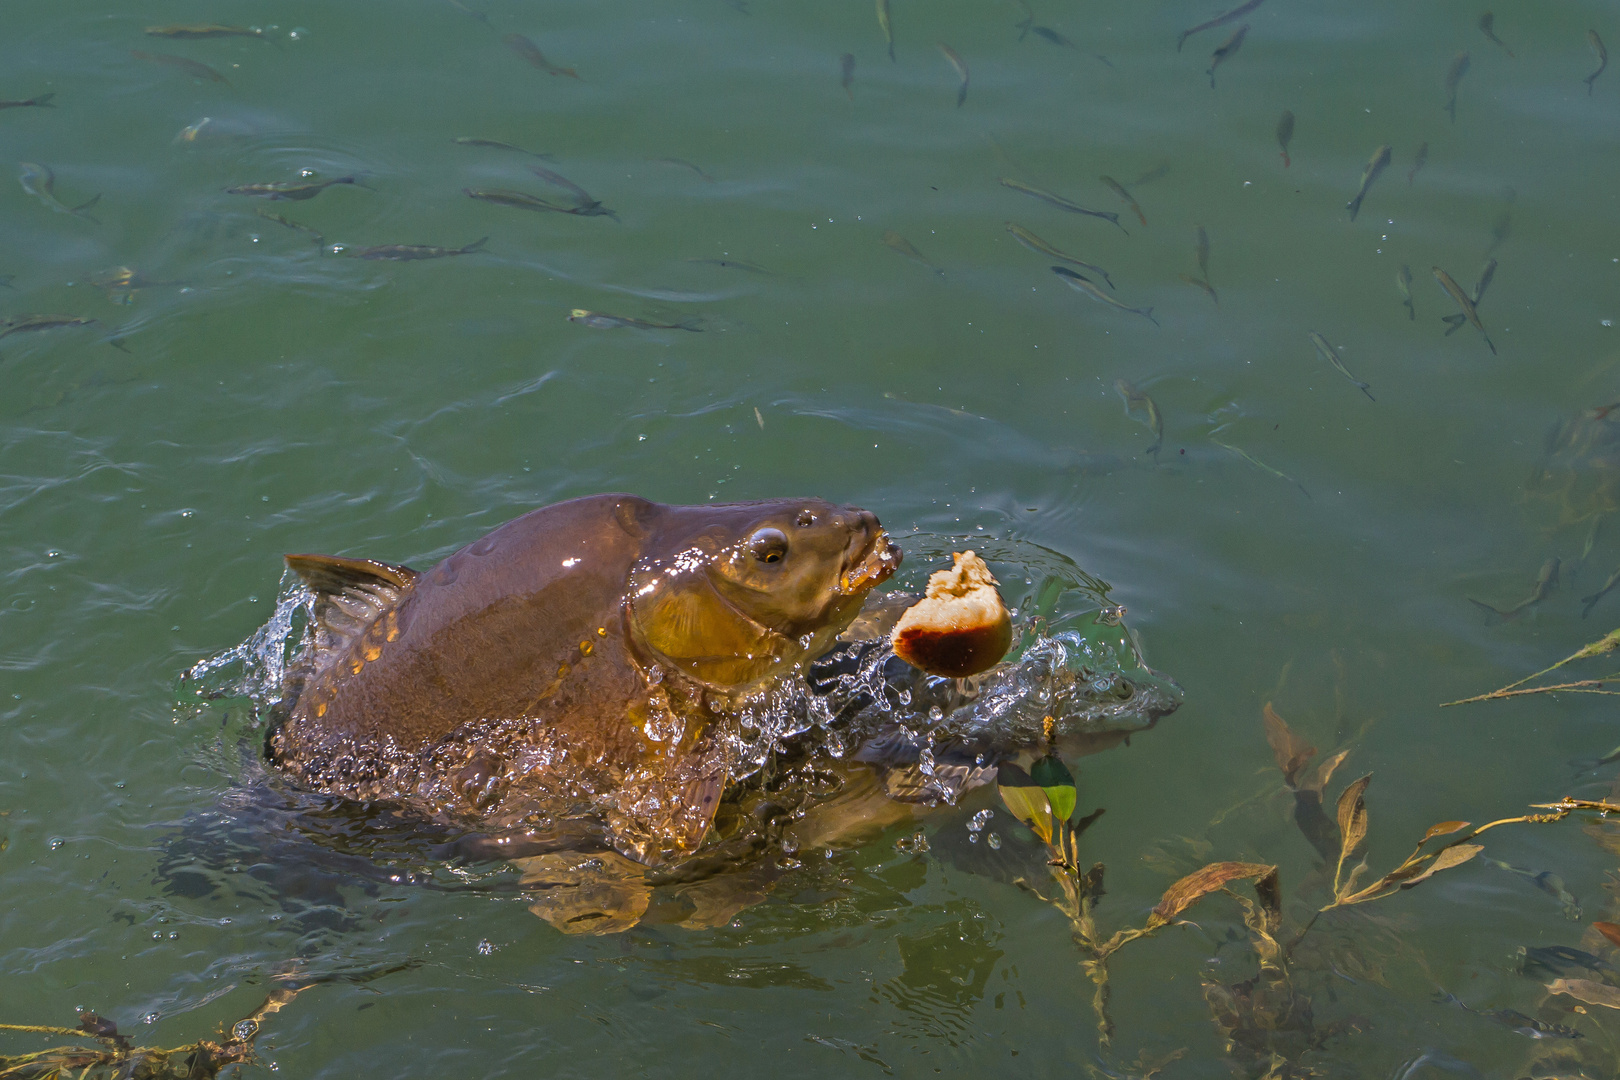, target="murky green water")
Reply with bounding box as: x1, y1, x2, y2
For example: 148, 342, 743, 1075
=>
7, 0, 1620, 1075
